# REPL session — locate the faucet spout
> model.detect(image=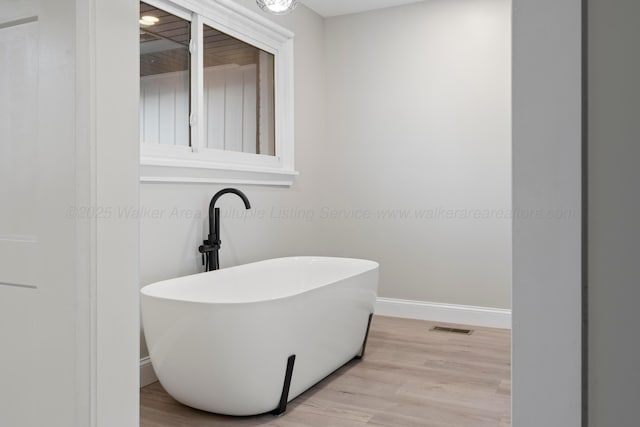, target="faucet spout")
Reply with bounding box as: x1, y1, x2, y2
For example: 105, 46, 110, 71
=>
208, 188, 251, 225
199, 188, 251, 272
